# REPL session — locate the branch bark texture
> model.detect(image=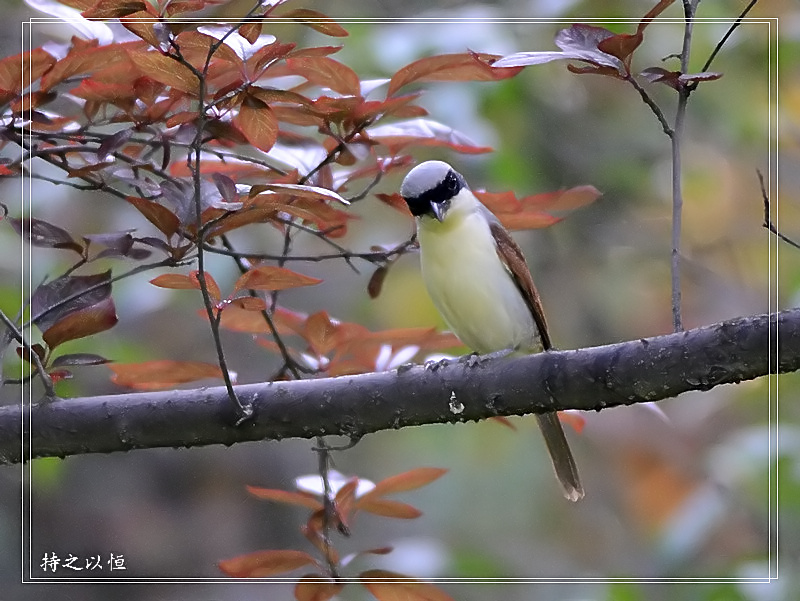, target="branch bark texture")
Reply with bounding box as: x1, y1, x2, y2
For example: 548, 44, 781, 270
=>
1, 310, 797, 465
